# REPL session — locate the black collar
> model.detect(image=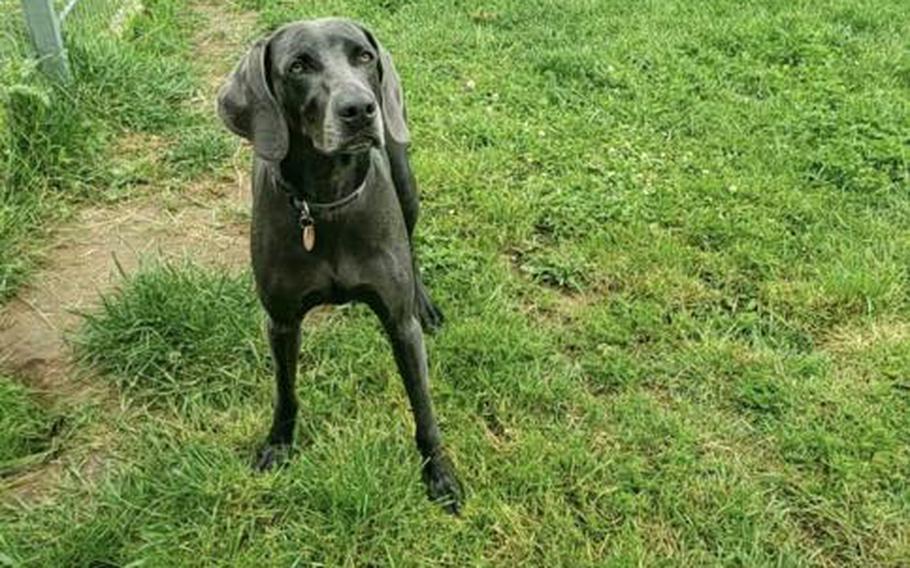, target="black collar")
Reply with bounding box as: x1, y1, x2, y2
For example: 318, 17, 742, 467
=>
270, 160, 370, 220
